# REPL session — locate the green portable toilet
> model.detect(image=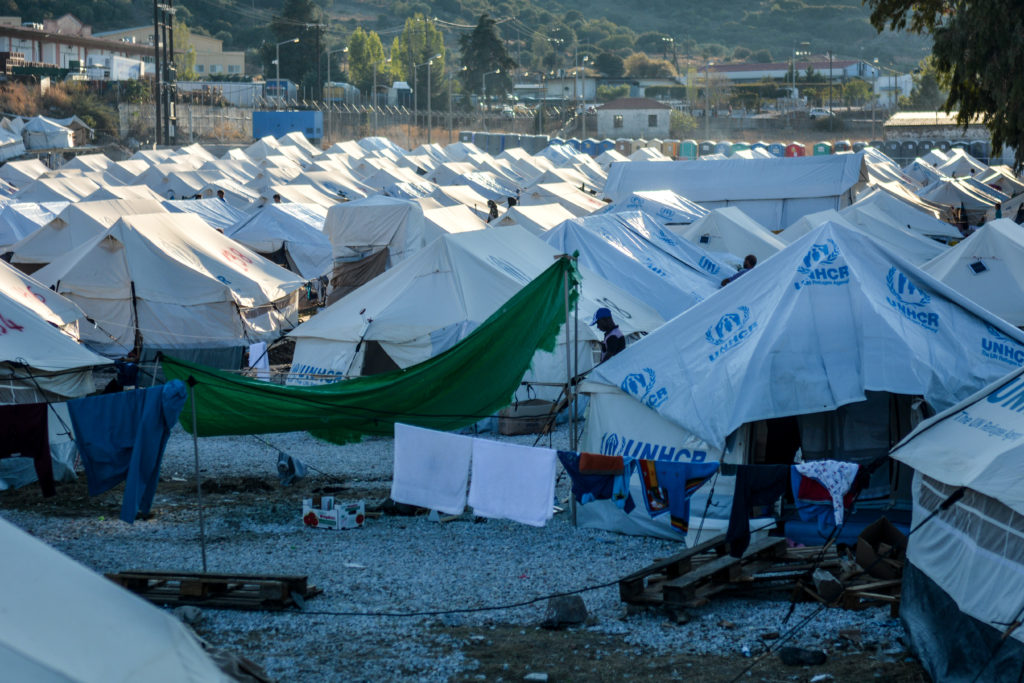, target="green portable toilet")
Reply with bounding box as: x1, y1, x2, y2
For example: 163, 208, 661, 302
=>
813, 141, 833, 156
680, 139, 698, 160
731, 142, 750, 155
